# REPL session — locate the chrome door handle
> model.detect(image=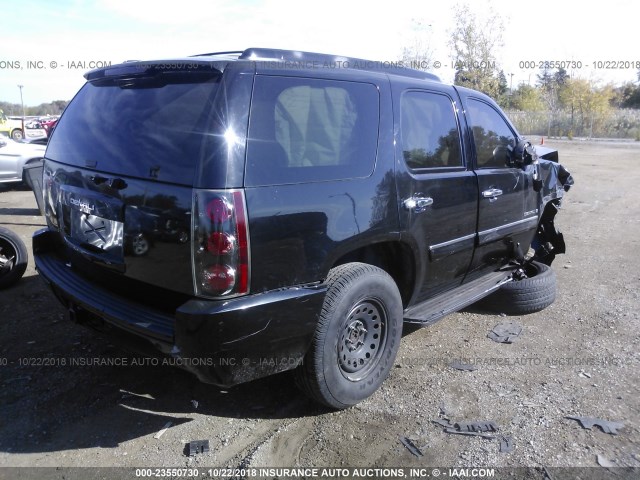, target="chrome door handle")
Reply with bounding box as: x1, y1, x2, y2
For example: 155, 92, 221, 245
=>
482, 188, 503, 198
404, 196, 434, 213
